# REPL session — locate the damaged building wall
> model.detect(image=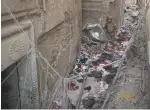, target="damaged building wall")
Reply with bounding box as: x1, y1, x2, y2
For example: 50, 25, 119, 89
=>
37, 0, 82, 108
82, 0, 124, 28
1, 0, 82, 108
1, 0, 40, 108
